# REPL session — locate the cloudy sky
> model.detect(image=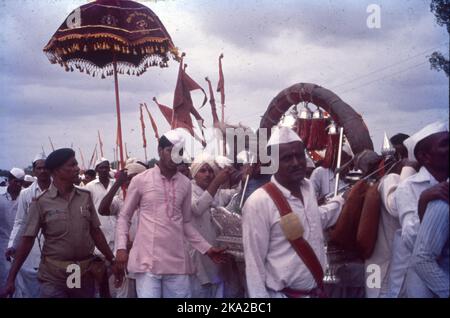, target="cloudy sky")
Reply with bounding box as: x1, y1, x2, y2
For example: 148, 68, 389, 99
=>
0, 0, 448, 169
